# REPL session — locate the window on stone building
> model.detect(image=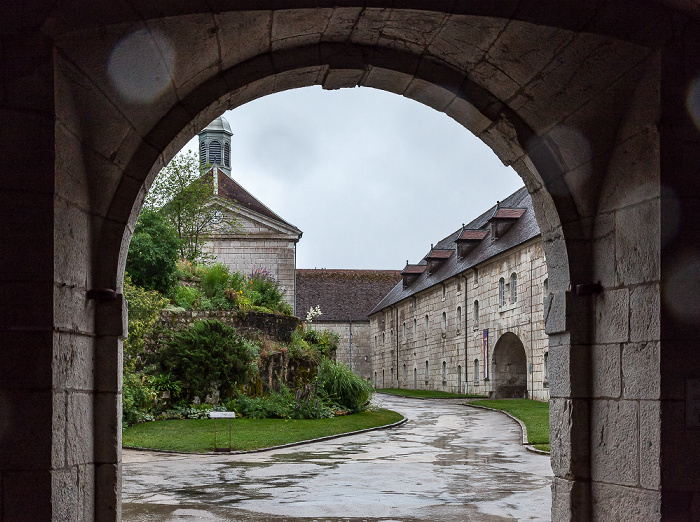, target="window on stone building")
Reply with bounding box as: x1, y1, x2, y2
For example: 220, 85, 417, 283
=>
473, 267, 479, 283
413, 318, 417, 336
442, 284, 446, 300
374, 372, 377, 387
403, 364, 407, 383
390, 368, 393, 386
382, 332, 385, 345
543, 278, 549, 304
458, 365, 462, 391
442, 361, 447, 384
511, 273, 518, 303
425, 315, 429, 339
474, 359, 479, 383
209, 140, 222, 164
374, 336, 377, 351
456, 306, 462, 333
382, 370, 385, 388
499, 277, 506, 307
441, 312, 447, 334
425, 361, 429, 383
224, 141, 230, 167
412, 296, 417, 308
414, 367, 417, 388
457, 278, 461, 292
473, 300, 479, 328
402, 322, 406, 342
544, 352, 549, 382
